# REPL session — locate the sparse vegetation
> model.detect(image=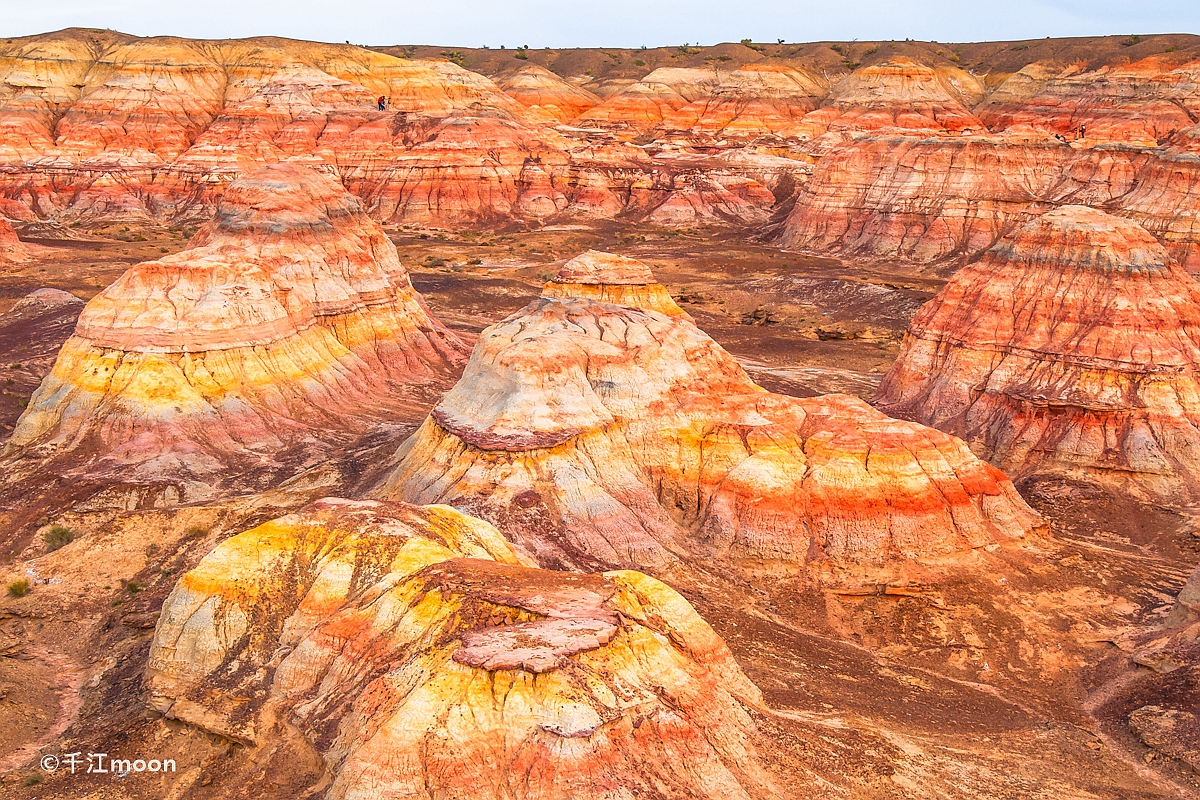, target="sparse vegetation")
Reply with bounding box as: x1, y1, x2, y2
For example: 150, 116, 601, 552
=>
1165, 45, 1177, 53
633, 59, 645, 67
440, 50, 467, 67
830, 43, 848, 56
24, 774, 42, 786
184, 525, 209, 539
864, 46, 879, 55
7, 579, 30, 598
1122, 35, 1142, 47
740, 39, 764, 52
514, 49, 528, 60
42, 525, 75, 552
